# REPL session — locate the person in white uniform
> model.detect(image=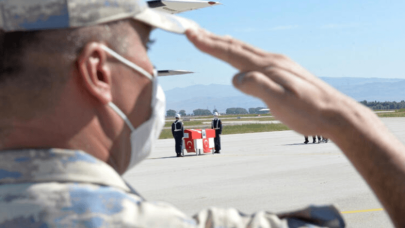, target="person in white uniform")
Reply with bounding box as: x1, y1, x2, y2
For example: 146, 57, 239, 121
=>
211, 112, 223, 153
172, 114, 184, 157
